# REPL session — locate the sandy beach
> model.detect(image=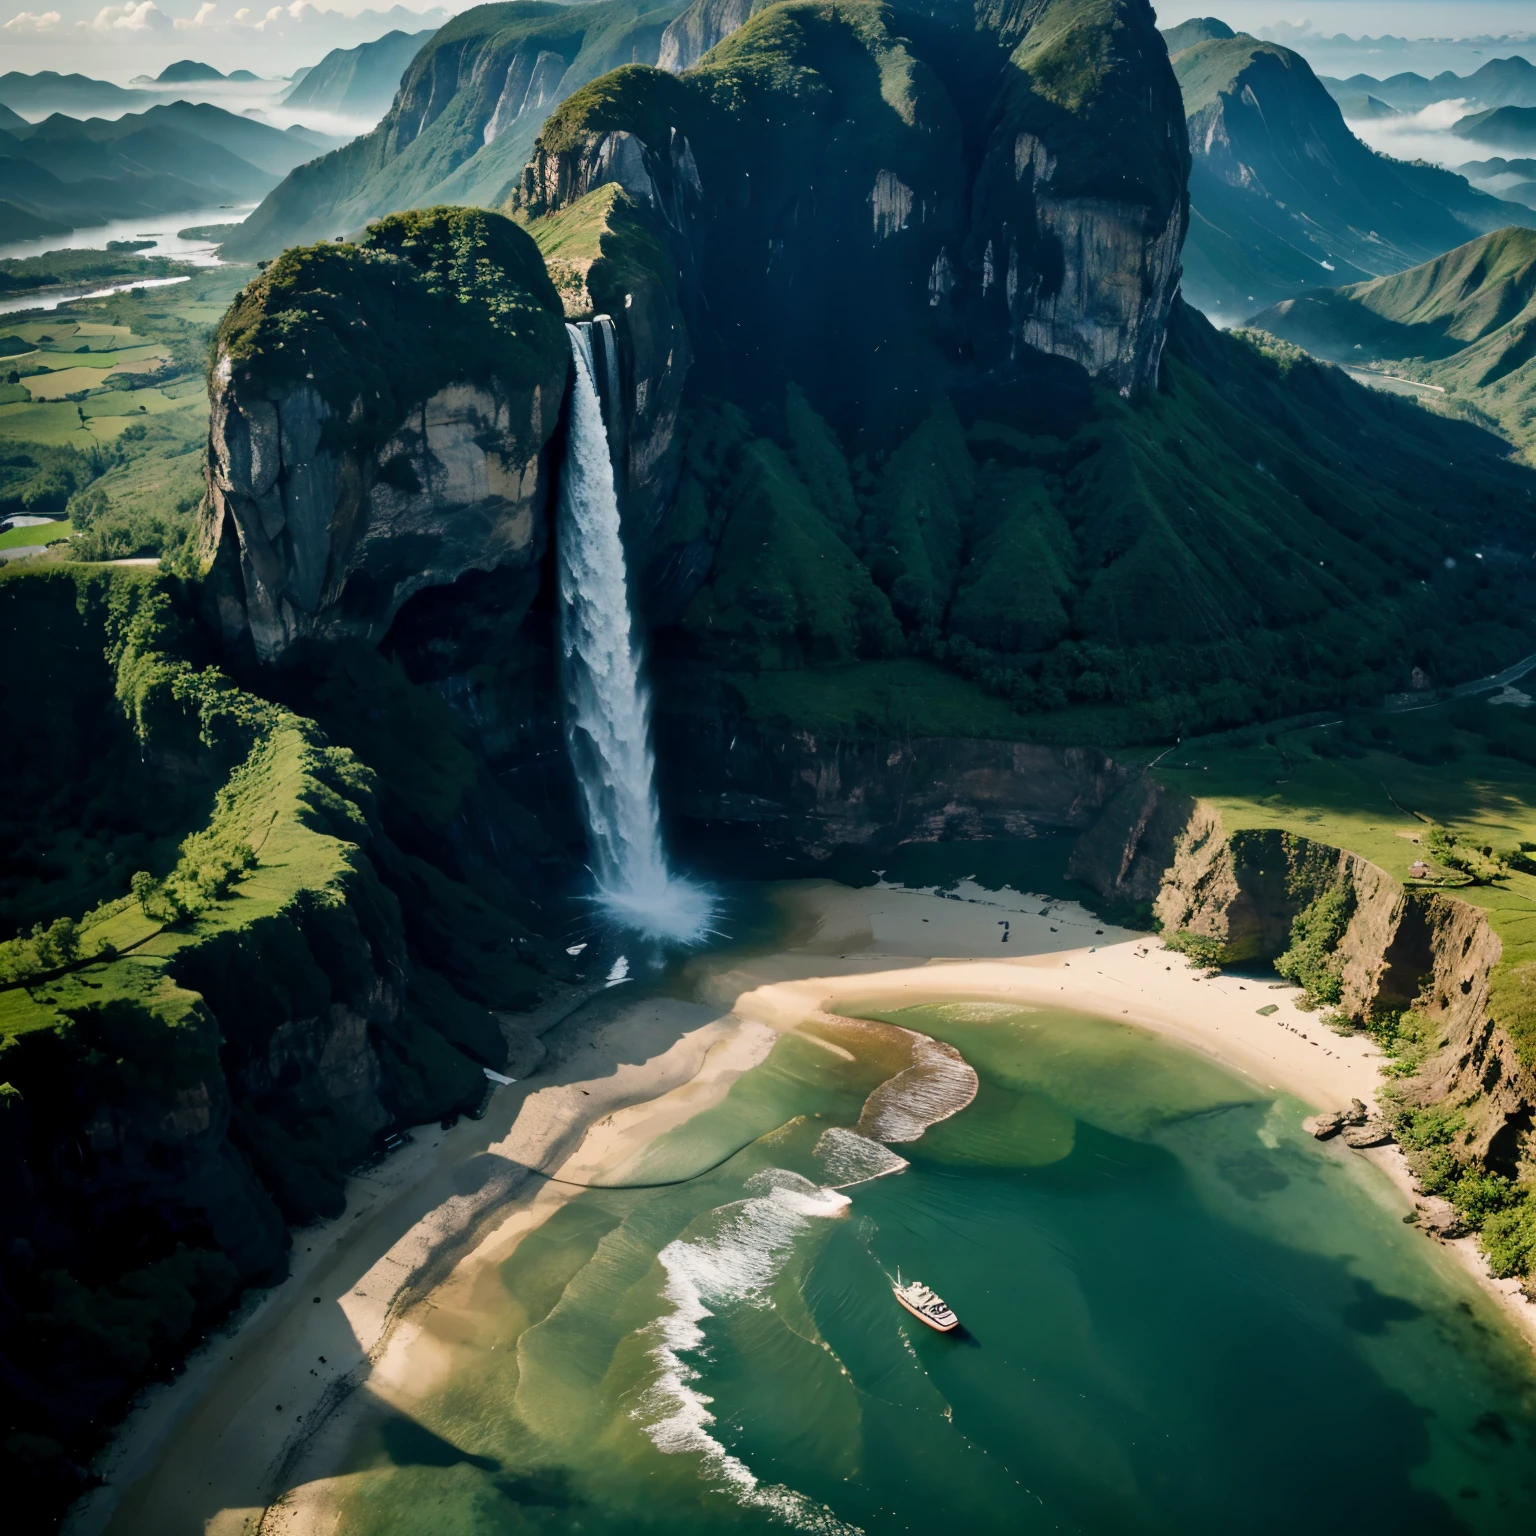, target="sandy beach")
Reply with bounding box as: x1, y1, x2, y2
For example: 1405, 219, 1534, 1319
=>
65, 877, 1536, 1536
